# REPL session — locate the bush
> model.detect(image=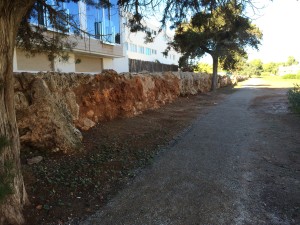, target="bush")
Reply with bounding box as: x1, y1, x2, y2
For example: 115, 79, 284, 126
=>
282, 74, 300, 79
287, 84, 300, 113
